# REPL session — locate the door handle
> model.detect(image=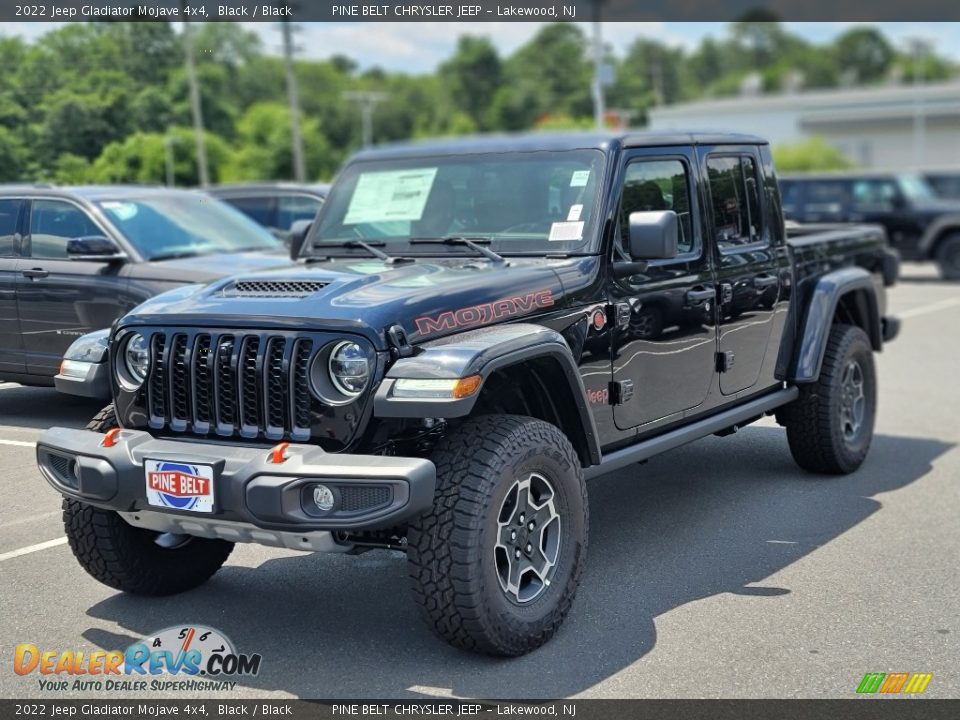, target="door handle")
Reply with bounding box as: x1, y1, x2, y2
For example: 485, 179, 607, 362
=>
753, 275, 778, 289
686, 288, 715, 303
22, 268, 49, 279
